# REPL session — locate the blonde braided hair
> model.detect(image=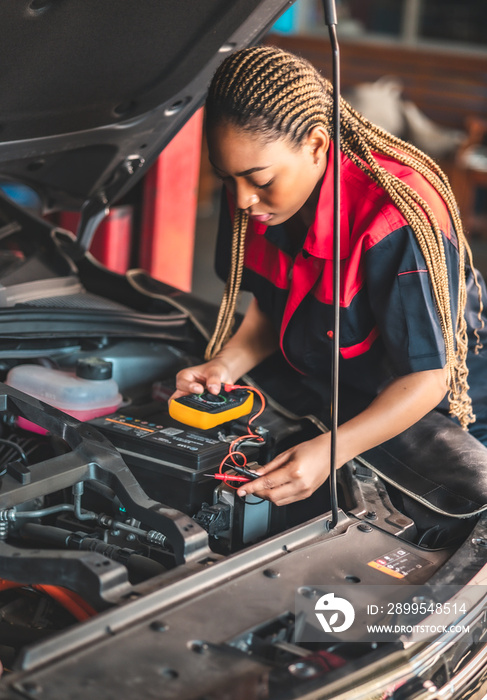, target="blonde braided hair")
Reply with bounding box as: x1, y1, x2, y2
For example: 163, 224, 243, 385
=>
205, 45, 483, 428
204, 208, 248, 360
